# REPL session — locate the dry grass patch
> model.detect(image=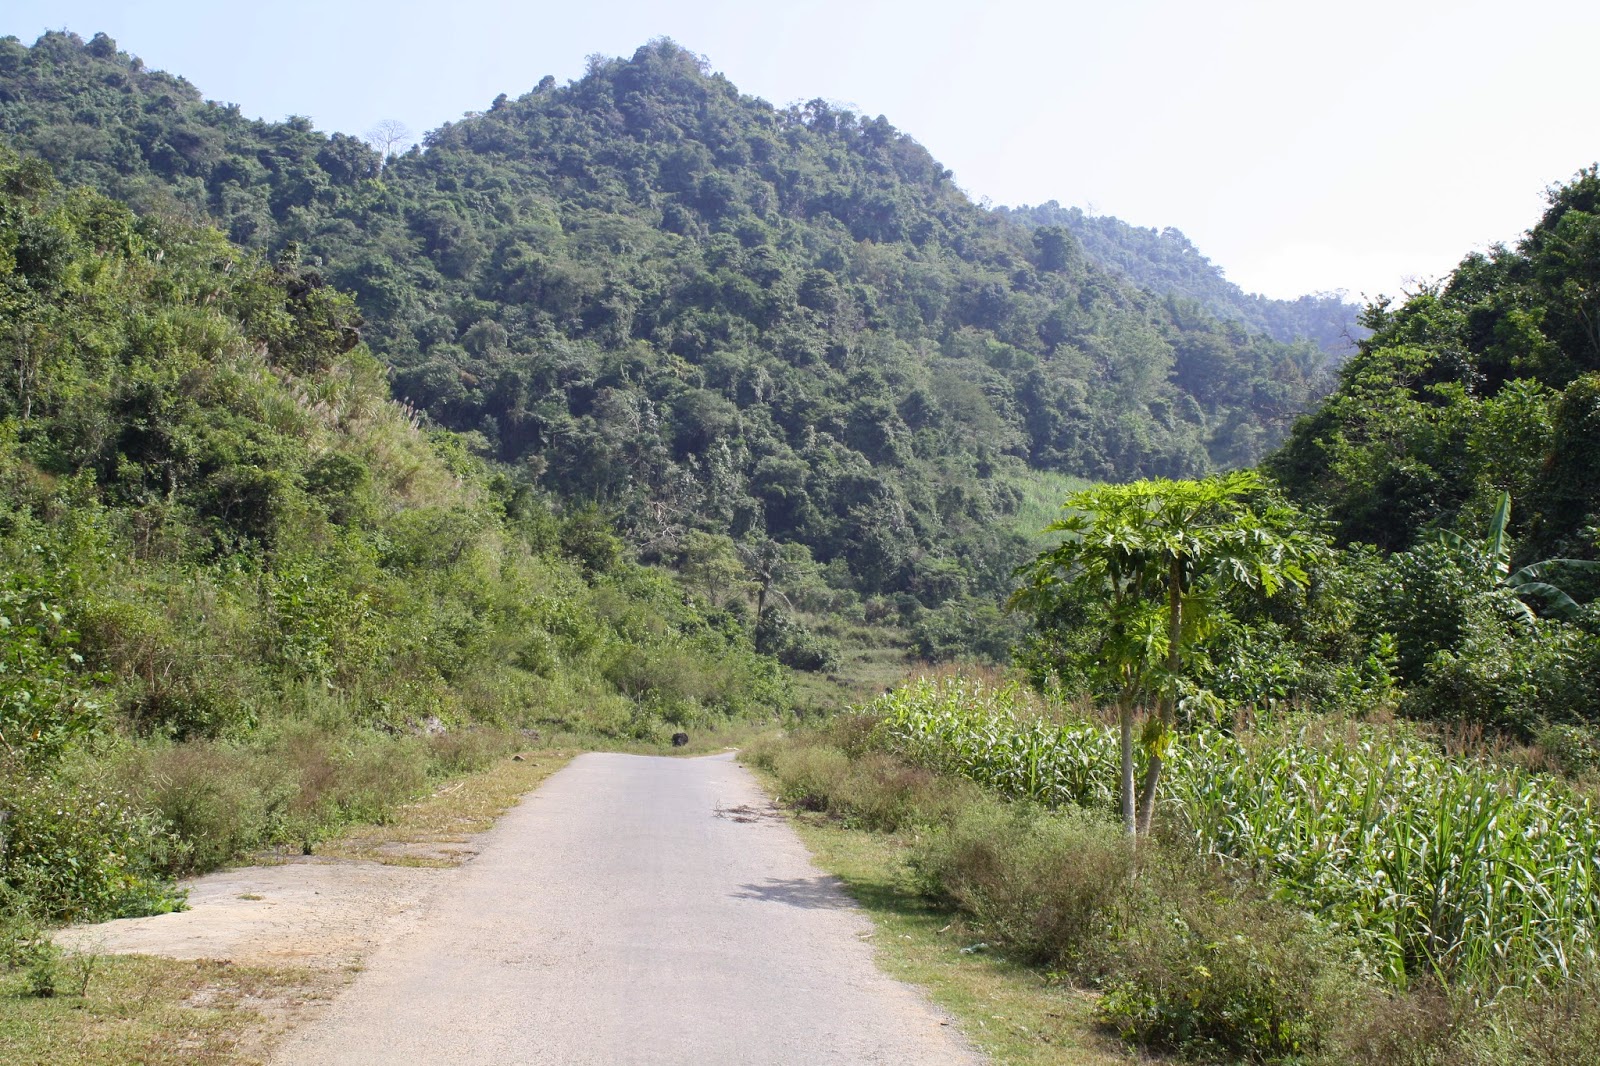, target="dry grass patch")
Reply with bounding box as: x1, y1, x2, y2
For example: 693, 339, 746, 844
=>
0, 955, 333, 1066
314, 749, 574, 866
